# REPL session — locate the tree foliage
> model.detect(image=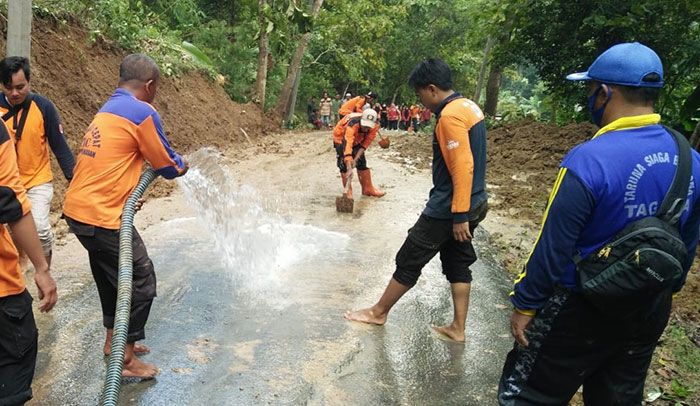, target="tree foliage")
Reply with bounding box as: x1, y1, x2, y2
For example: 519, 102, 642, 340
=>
31, 0, 700, 129
501, 0, 700, 128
